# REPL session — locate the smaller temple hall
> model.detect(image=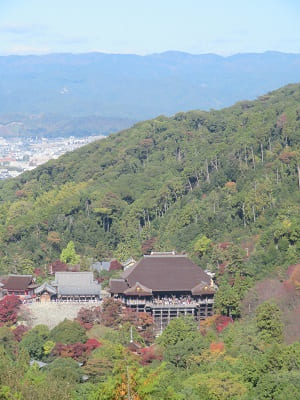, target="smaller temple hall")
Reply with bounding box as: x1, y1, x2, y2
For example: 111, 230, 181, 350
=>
35, 272, 101, 302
